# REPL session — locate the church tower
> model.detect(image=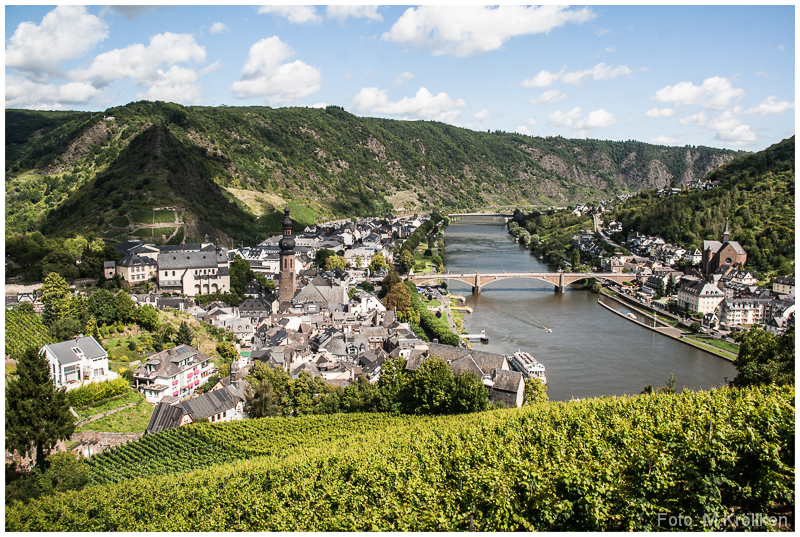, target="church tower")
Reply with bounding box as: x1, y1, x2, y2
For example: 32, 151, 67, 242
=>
278, 207, 296, 310
722, 219, 730, 243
